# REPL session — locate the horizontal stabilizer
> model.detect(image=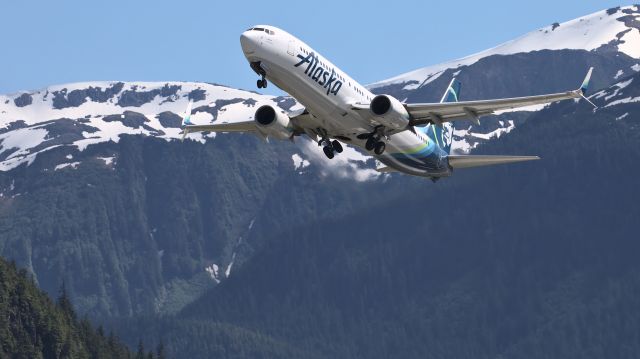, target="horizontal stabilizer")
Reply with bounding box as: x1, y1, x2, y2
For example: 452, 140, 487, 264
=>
448, 155, 540, 169
375, 165, 398, 173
